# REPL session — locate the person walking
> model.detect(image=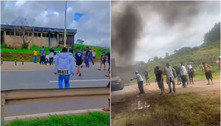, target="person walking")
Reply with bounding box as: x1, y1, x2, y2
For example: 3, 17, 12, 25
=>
75, 49, 84, 77
49, 51, 54, 65
186, 63, 194, 84
131, 71, 145, 94
106, 52, 110, 71
33, 49, 38, 63
92, 50, 96, 59
174, 66, 182, 85
154, 66, 165, 95
98, 53, 107, 70
89, 48, 94, 65
202, 62, 214, 85
40, 46, 46, 65
85, 47, 90, 68
164, 63, 176, 93
180, 62, 188, 88
144, 70, 150, 85
54, 47, 75, 89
